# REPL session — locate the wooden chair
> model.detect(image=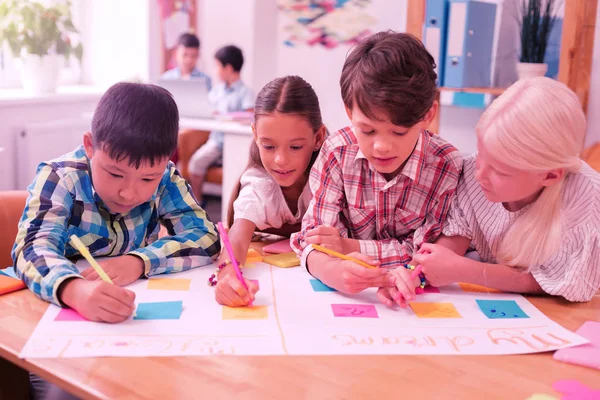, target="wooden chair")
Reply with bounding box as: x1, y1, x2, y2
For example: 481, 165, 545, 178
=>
0, 191, 28, 270
0, 190, 30, 400
177, 129, 223, 186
